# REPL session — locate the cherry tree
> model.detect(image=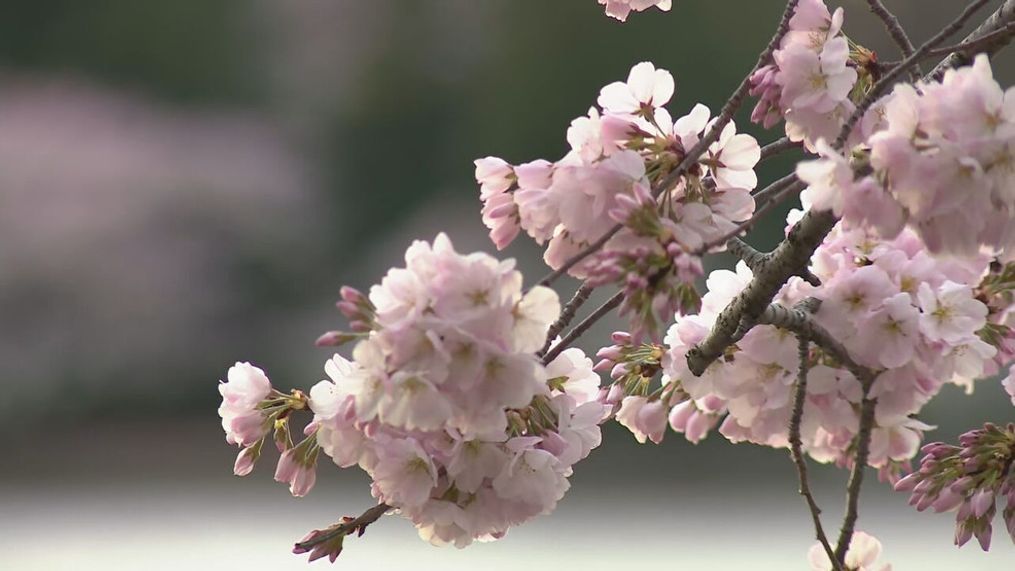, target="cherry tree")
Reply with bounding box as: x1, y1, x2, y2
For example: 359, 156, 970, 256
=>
218, 1, 1015, 568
